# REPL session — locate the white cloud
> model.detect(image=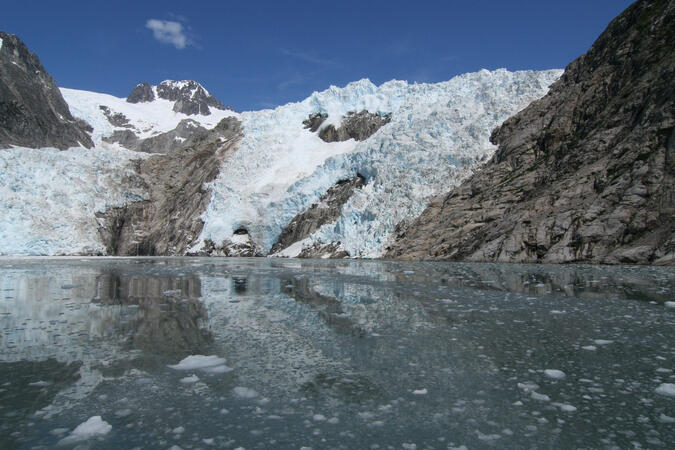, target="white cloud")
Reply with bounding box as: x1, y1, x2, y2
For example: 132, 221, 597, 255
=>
146, 19, 188, 50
